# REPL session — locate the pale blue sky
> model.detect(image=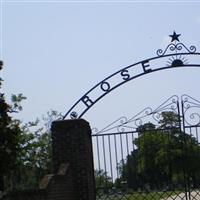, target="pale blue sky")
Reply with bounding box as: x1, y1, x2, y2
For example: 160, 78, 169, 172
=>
1, 1, 200, 130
